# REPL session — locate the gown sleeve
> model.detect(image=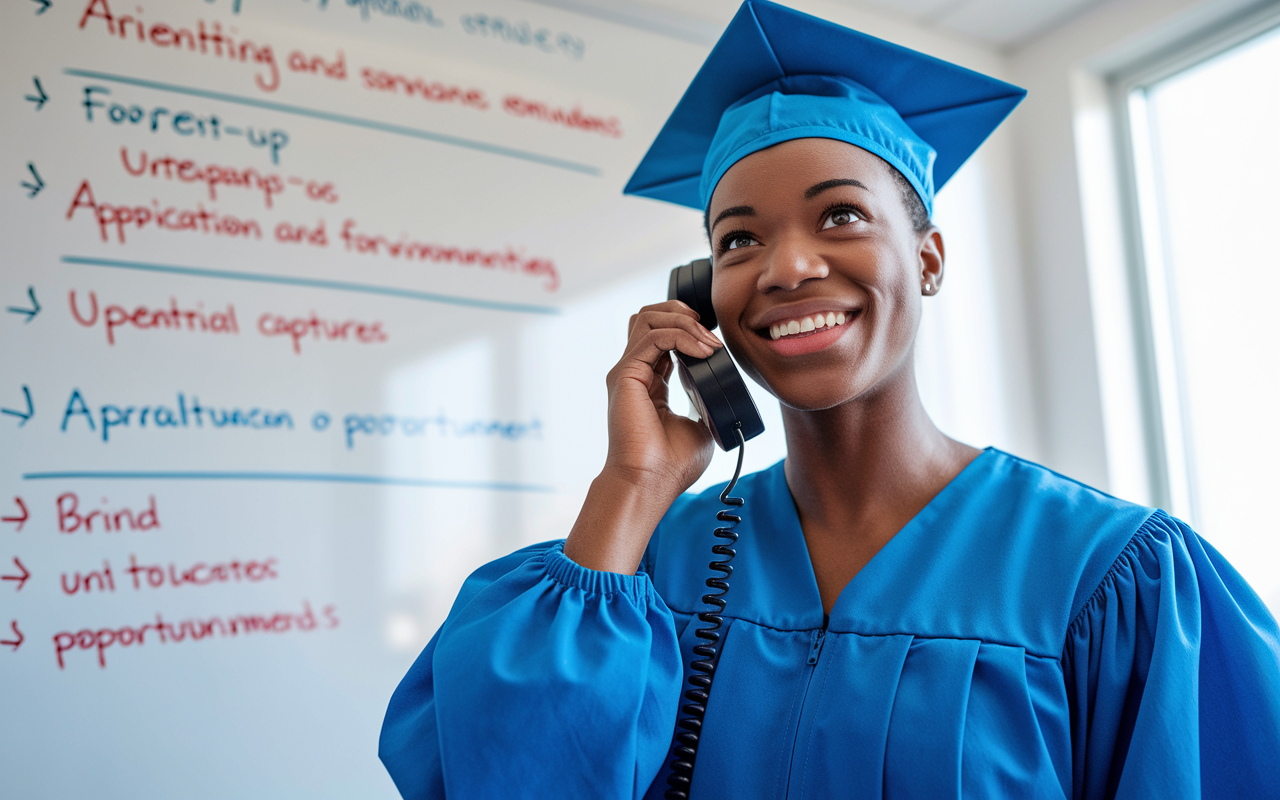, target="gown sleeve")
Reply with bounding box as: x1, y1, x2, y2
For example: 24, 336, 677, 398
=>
1063, 510, 1280, 799
378, 541, 683, 799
